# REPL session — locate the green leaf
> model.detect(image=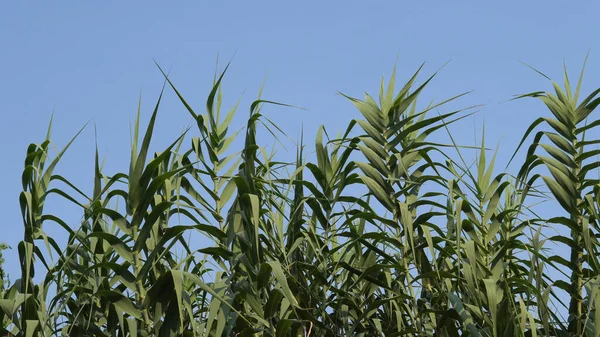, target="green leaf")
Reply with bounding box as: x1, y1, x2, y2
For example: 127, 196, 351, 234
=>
264, 261, 298, 307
